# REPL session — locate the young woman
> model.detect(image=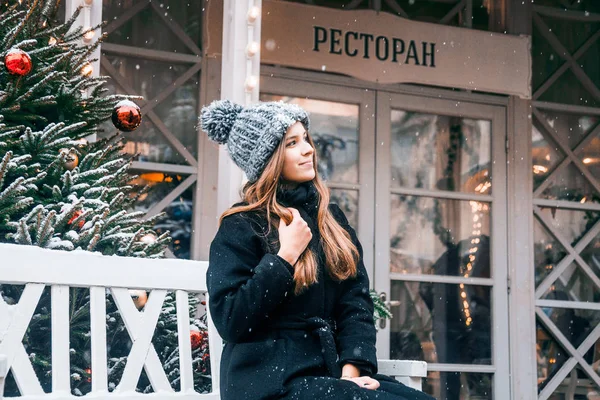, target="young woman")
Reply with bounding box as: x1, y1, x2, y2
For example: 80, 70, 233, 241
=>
201, 100, 435, 400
